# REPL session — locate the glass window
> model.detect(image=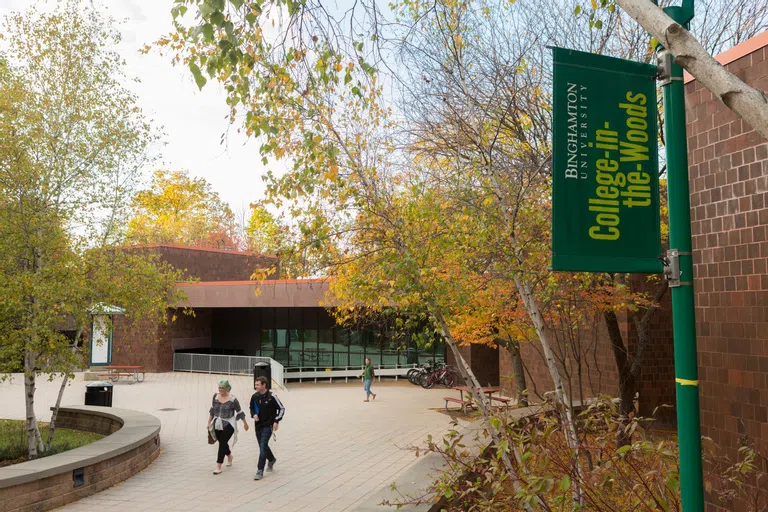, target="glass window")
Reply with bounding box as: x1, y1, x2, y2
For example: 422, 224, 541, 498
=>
433, 339, 446, 362
260, 329, 274, 358
364, 331, 382, 367
318, 330, 334, 367
275, 329, 288, 348
288, 351, 302, 367
304, 329, 318, 352
302, 349, 319, 367
404, 336, 419, 365
334, 329, 349, 368
288, 329, 301, 350
334, 350, 349, 367
349, 331, 364, 353
350, 352, 366, 367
